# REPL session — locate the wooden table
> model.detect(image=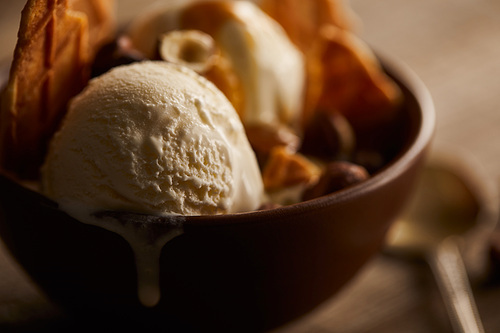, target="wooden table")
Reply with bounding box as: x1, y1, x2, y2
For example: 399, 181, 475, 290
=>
1, 0, 500, 332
